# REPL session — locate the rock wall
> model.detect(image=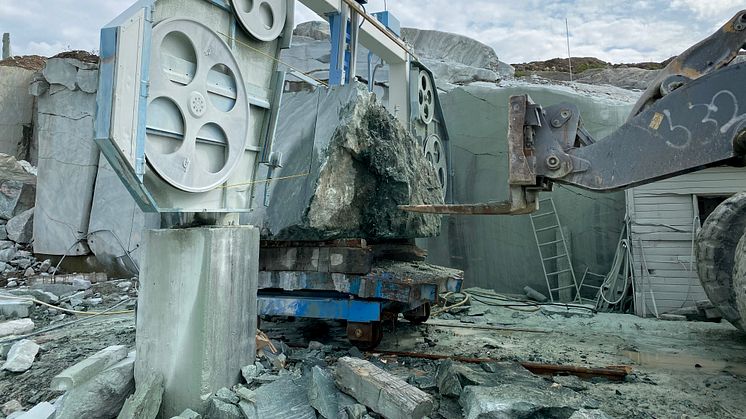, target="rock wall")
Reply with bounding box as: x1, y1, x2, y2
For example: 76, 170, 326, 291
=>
0, 65, 36, 162
420, 81, 635, 294
246, 83, 443, 240
31, 57, 100, 256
